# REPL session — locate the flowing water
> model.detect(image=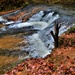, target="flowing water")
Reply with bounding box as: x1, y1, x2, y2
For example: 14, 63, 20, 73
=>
0, 4, 75, 59
0, 4, 75, 74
